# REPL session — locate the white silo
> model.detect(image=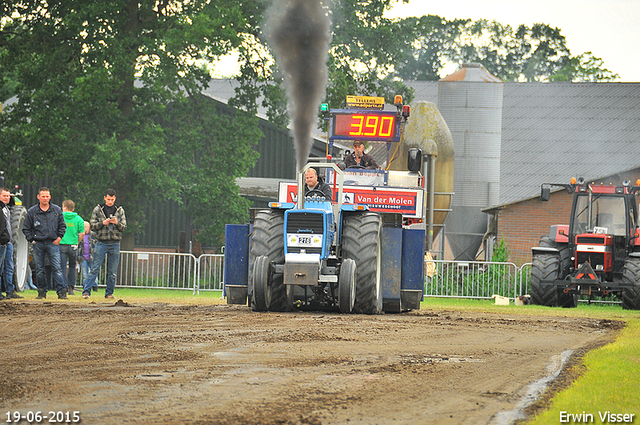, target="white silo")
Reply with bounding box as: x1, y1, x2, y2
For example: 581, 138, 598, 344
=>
437, 63, 503, 260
